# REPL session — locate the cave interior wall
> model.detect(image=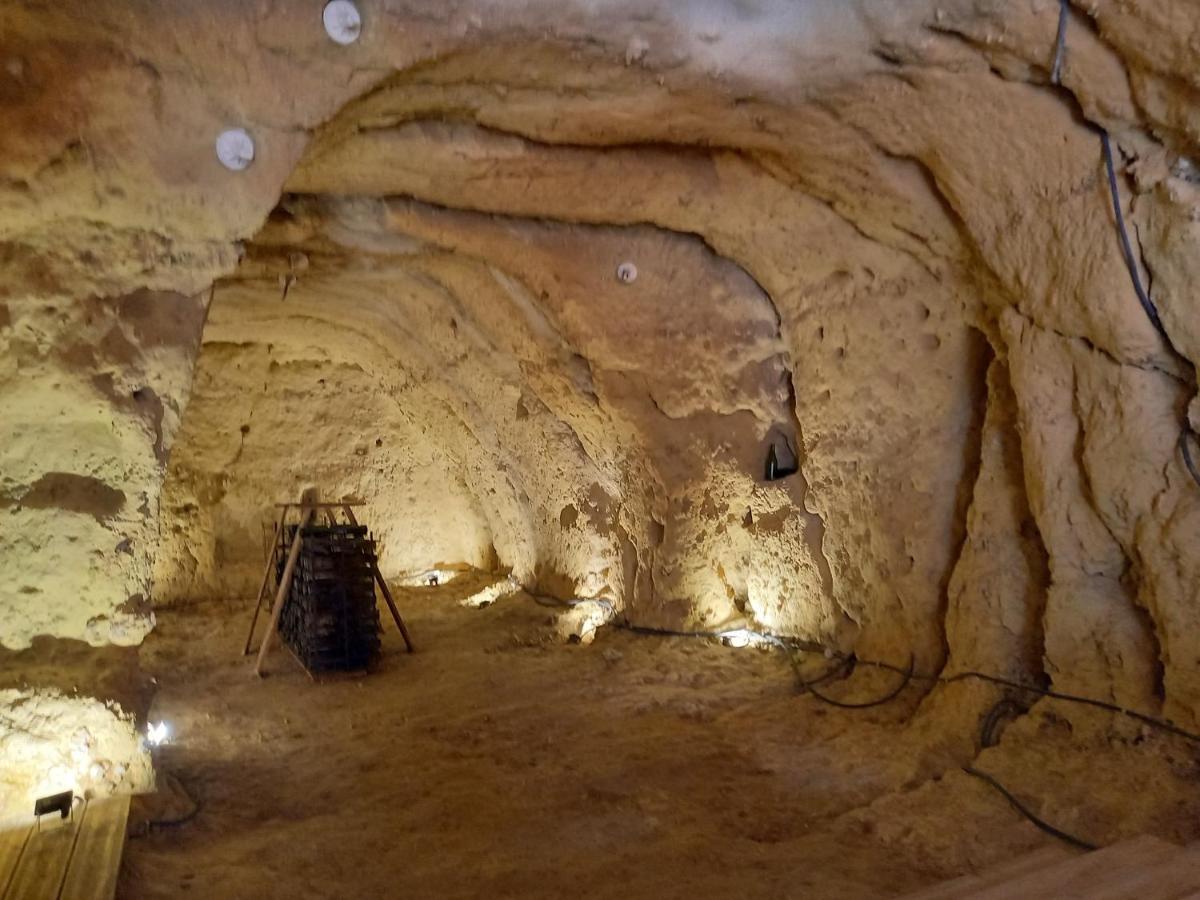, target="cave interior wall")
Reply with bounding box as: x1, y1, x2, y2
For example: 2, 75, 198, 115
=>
3, 0, 1200, 811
